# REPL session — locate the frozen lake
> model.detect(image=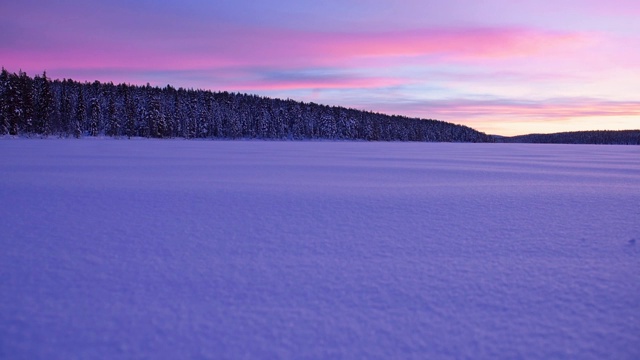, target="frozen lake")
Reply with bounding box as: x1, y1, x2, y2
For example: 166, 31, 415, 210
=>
1, 139, 639, 358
